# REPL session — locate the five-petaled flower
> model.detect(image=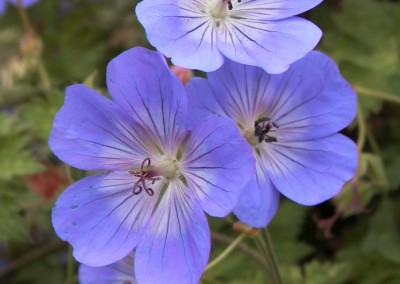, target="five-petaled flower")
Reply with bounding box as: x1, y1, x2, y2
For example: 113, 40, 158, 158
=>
49, 47, 255, 283
186, 51, 358, 227
136, 0, 323, 73
79, 254, 137, 284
